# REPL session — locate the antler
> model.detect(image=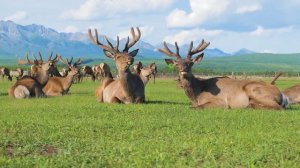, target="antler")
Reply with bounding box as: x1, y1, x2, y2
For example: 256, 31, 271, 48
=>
158, 41, 181, 59
66, 57, 73, 66
73, 58, 82, 67
88, 28, 118, 53
38, 51, 43, 65
186, 40, 210, 60
59, 56, 72, 68
123, 27, 141, 52
47, 51, 53, 61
